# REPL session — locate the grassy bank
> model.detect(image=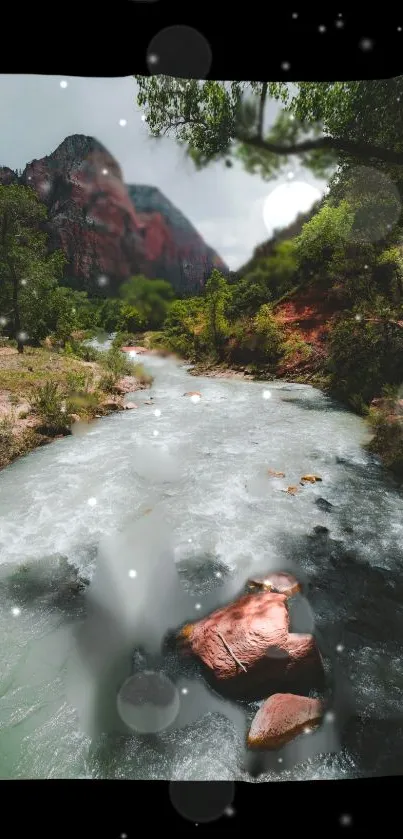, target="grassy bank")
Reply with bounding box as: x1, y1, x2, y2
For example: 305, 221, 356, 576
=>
0, 341, 153, 471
